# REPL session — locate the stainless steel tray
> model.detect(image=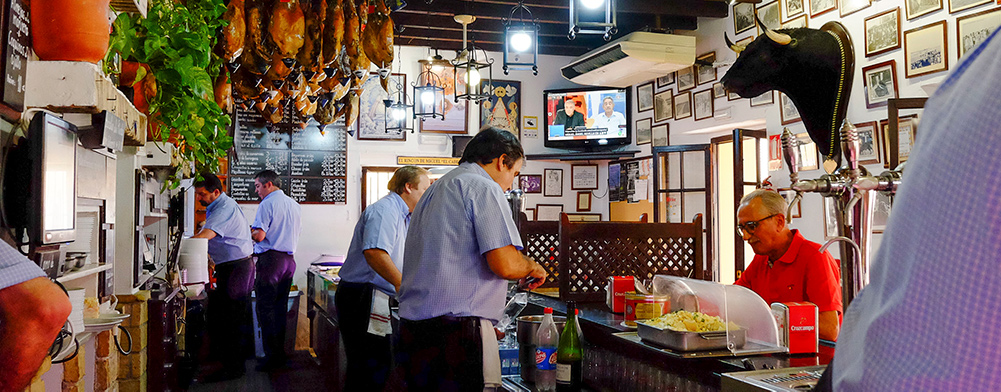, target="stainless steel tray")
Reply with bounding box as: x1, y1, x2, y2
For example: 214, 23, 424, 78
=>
636, 321, 746, 351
